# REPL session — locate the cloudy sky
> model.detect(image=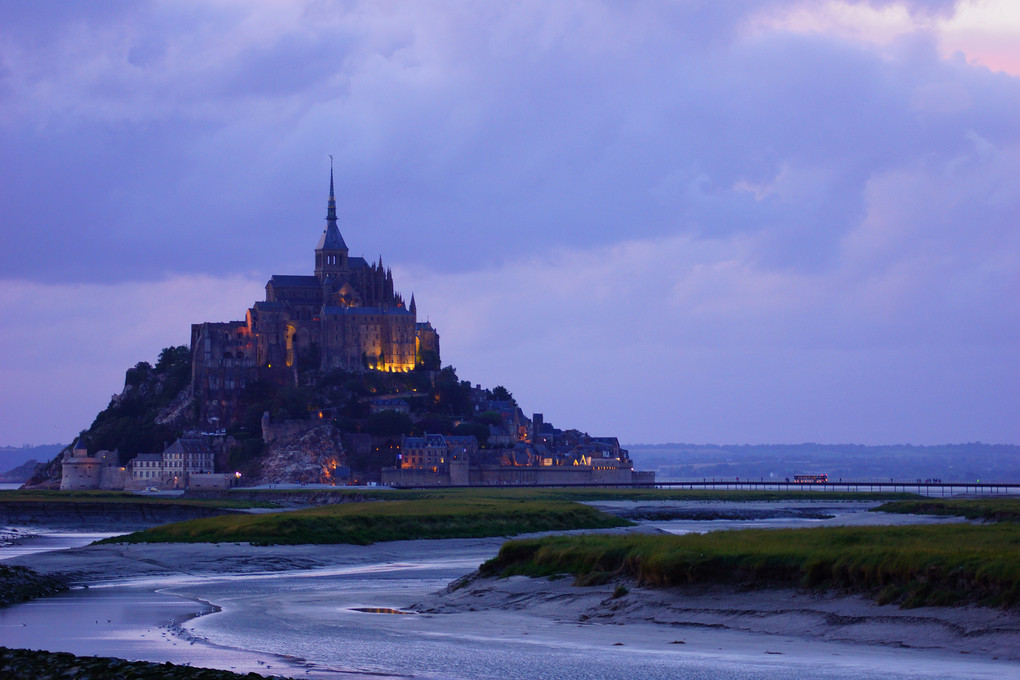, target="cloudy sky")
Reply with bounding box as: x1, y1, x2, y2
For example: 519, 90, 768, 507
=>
1, 0, 1018, 447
